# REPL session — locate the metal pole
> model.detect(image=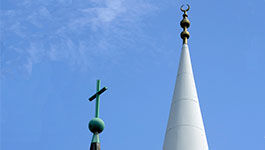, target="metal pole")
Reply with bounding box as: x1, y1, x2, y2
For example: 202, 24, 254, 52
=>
95, 80, 100, 118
